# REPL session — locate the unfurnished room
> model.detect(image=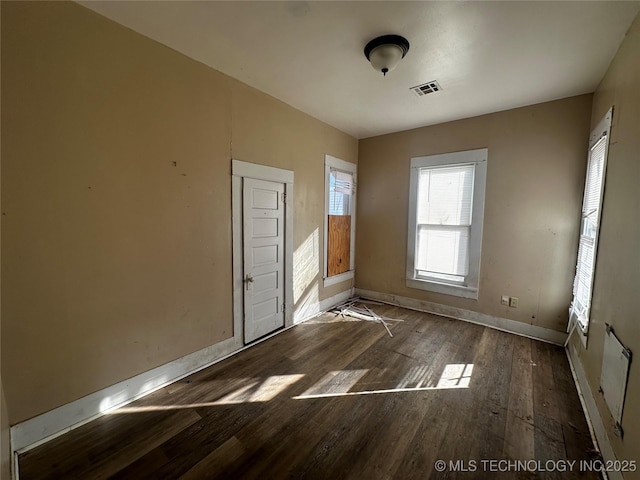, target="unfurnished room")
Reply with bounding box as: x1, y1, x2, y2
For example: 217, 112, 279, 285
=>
1, 1, 640, 479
